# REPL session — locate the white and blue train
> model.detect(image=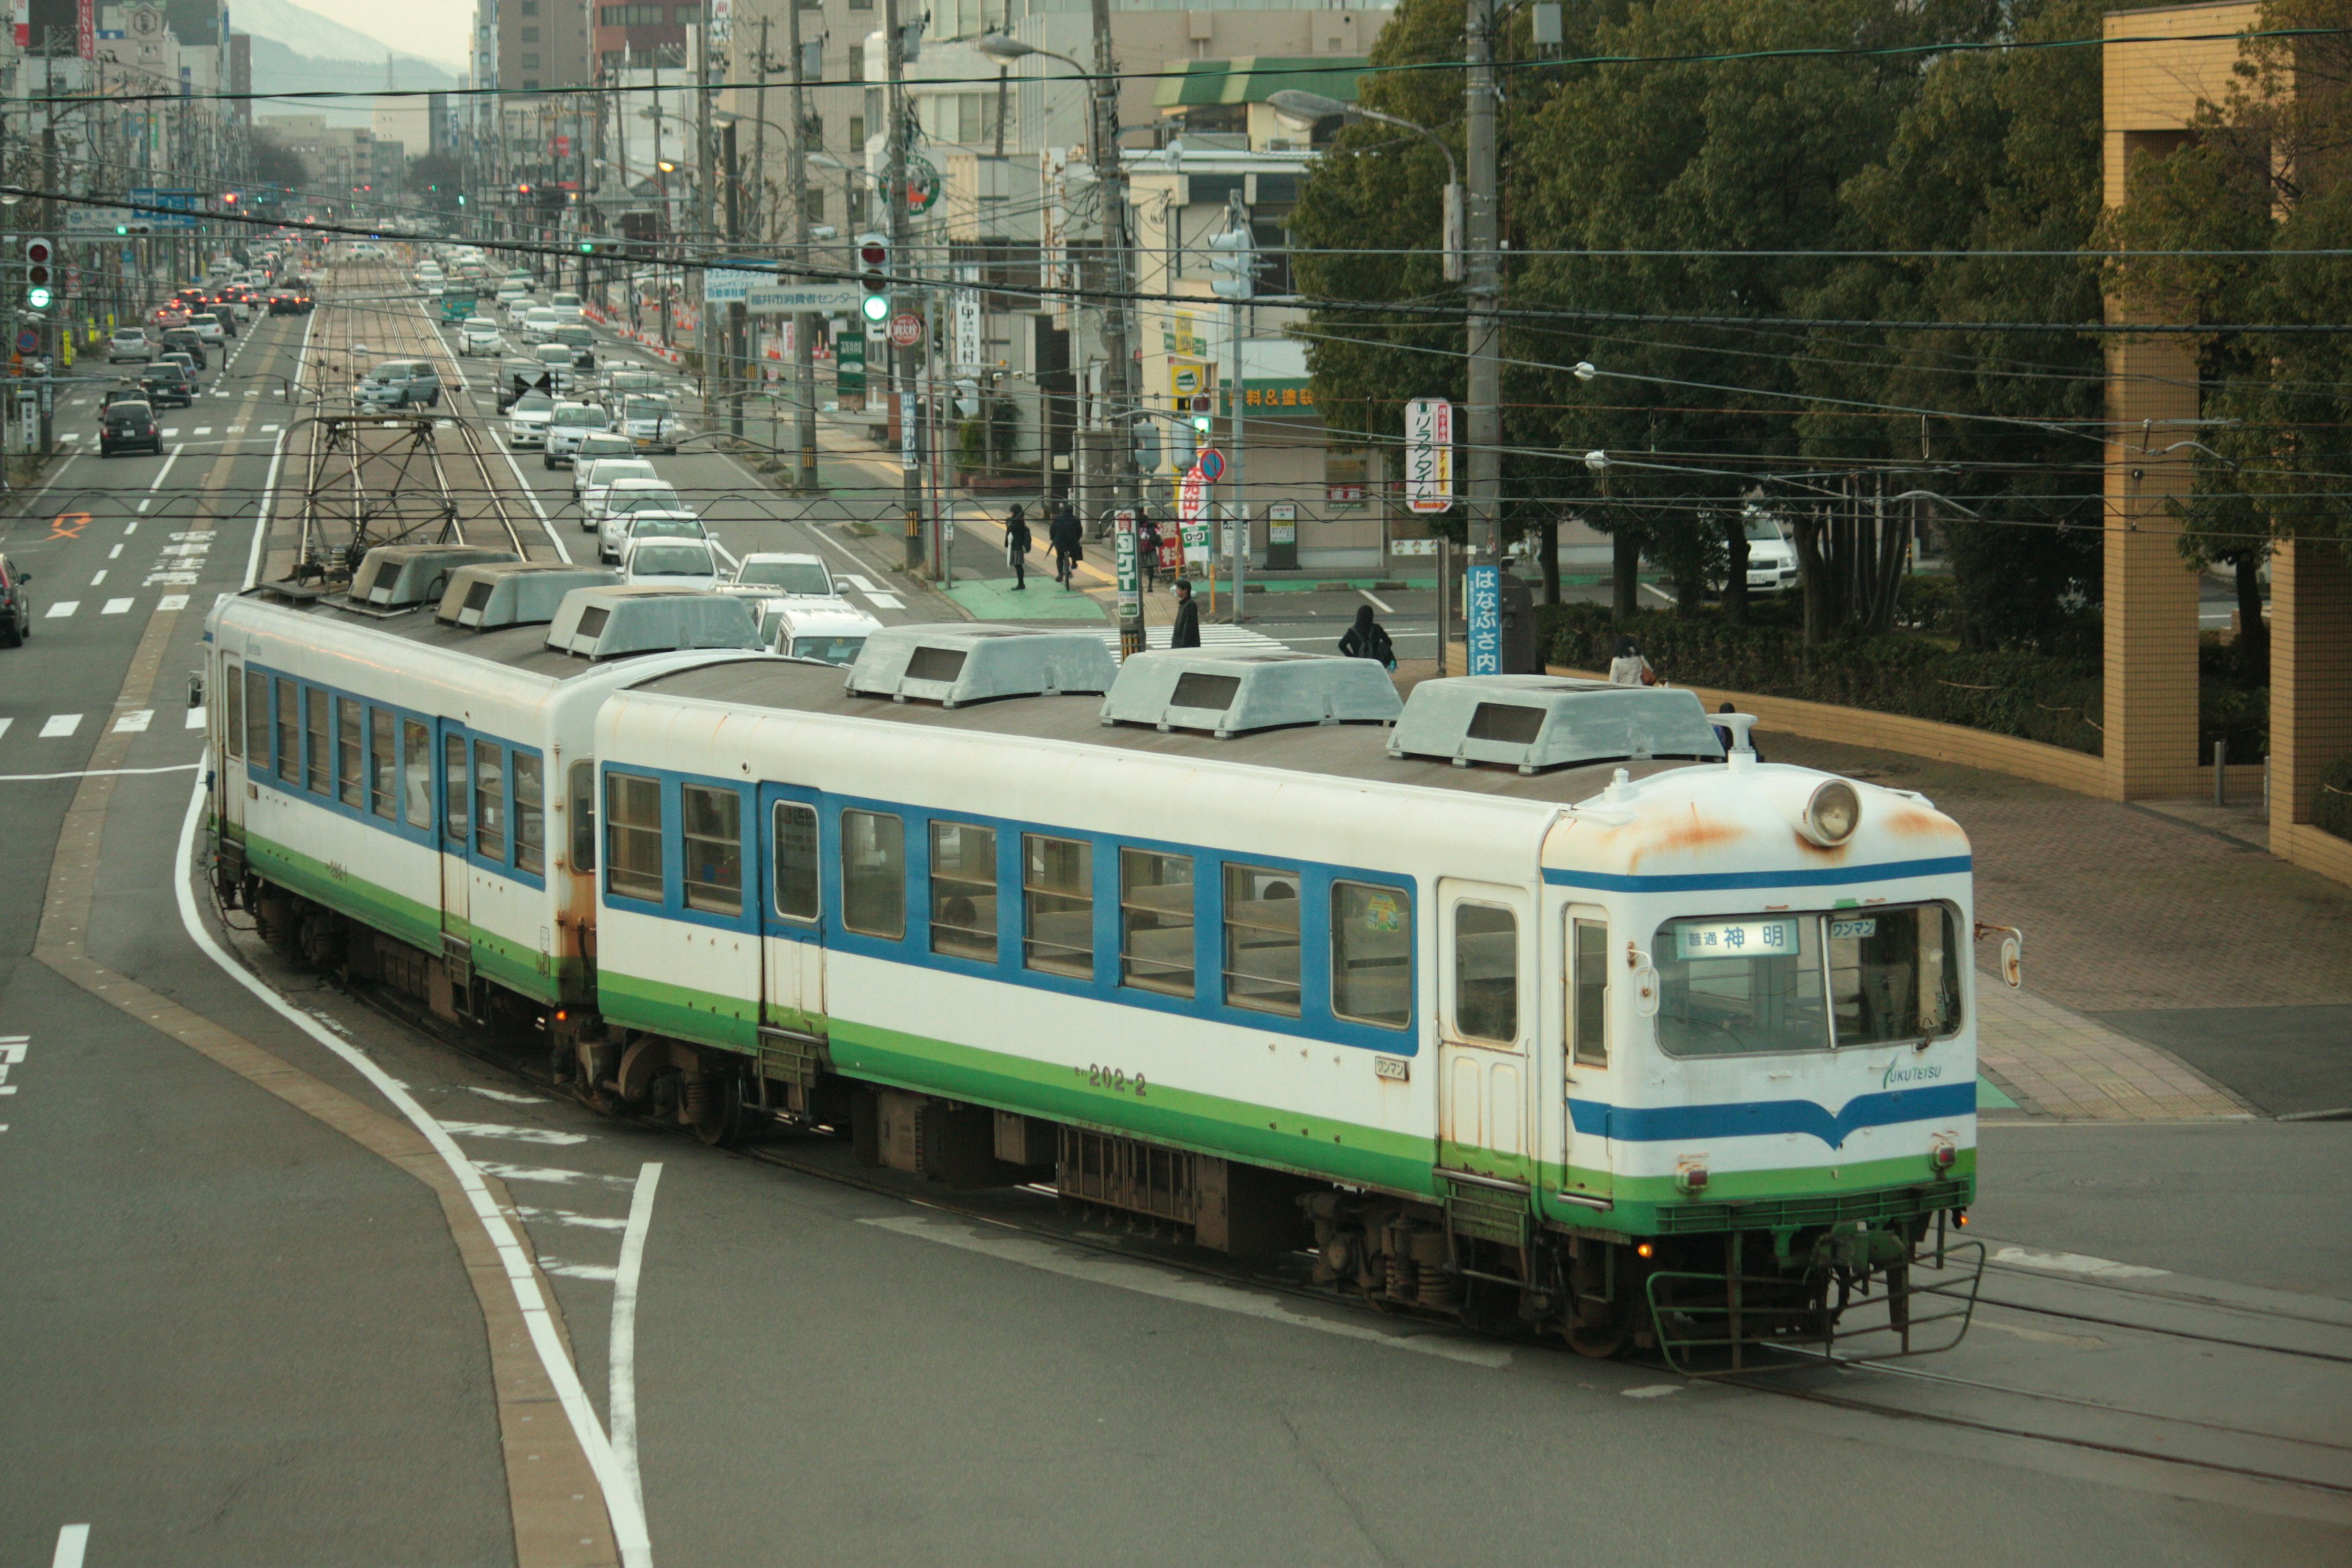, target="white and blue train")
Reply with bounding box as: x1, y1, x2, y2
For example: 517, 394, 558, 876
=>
208, 545, 1994, 1363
